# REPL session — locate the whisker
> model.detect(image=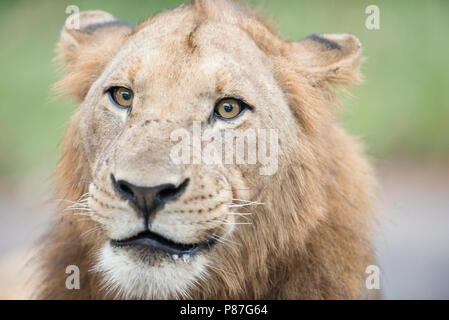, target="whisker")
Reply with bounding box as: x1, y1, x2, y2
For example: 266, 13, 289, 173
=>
225, 199, 264, 208
76, 217, 93, 222
226, 203, 261, 208
224, 212, 252, 216
220, 220, 252, 225
80, 226, 101, 238
210, 234, 228, 246
68, 201, 90, 205
232, 198, 263, 204
78, 192, 90, 199
56, 199, 88, 205
66, 204, 90, 210
64, 207, 92, 212
73, 212, 93, 216
211, 233, 240, 247
224, 212, 252, 222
